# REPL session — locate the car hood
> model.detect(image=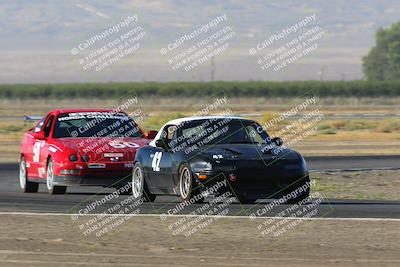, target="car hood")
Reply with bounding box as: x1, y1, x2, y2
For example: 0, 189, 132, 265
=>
53, 137, 150, 161
198, 143, 301, 161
